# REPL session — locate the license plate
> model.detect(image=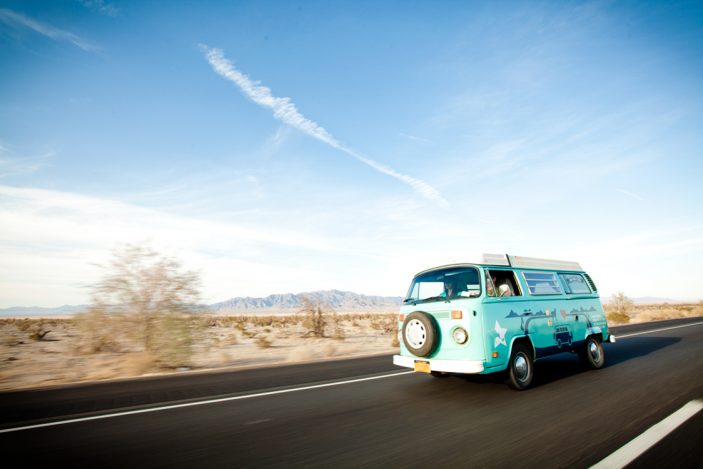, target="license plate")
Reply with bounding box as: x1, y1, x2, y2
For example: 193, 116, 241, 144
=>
414, 361, 431, 373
